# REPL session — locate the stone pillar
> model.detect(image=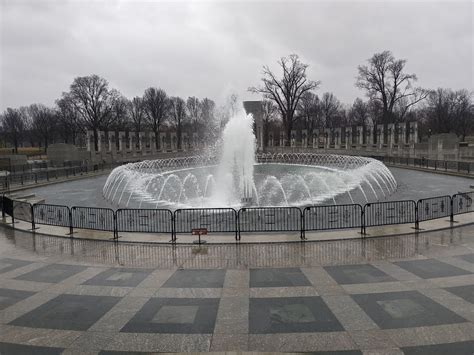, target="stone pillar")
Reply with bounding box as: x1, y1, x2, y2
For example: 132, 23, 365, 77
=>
159, 133, 167, 151
171, 133, 177, 151
129, 134, 134, 154
357, 126, 363, 146
182, 132, 188, 151
387, 123, 395, 149
108, 132, 115, 152
366, 125, 373, 145
345, 127, 352, 149
86, 130, 93, 151
376, 124, 384, 149
409, 122, 418, 144
312, 129, 319, 149
97, 131, 105, 152
324, 129, 331, 149
148, 132, 155, 152
290, 130, 296, 147
138, 132, 145, 152
334, 128, 341, 149
301, 129, 308, 148
117, 132, 124, 152
398, 123, 406, 146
